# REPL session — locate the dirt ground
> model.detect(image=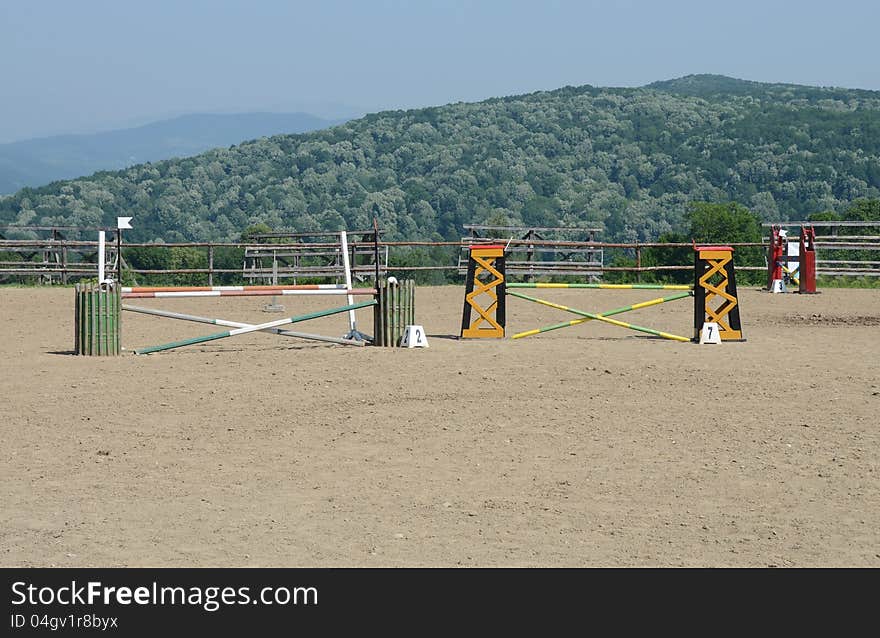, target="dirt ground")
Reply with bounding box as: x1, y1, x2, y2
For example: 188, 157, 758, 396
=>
1, 284, 878, 567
